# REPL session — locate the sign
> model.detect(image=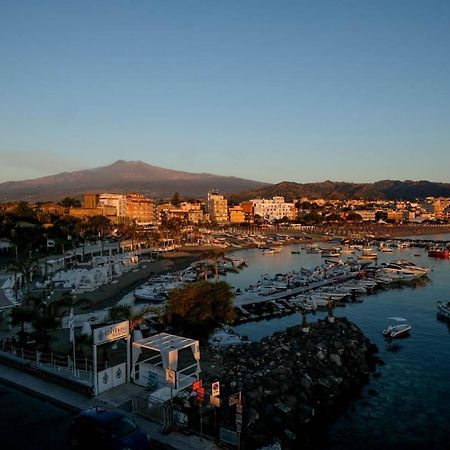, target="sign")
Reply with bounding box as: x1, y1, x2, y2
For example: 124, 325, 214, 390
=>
196, 387, 205, 402
236, 404, 243, 414
236, 413, 243, 425
93, 321, 129, 345
228, 392, 241, 407
166, 368, 177, 388
212, 381, 220, 397
192, 379, 202, 392
210, 395, 221, 408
